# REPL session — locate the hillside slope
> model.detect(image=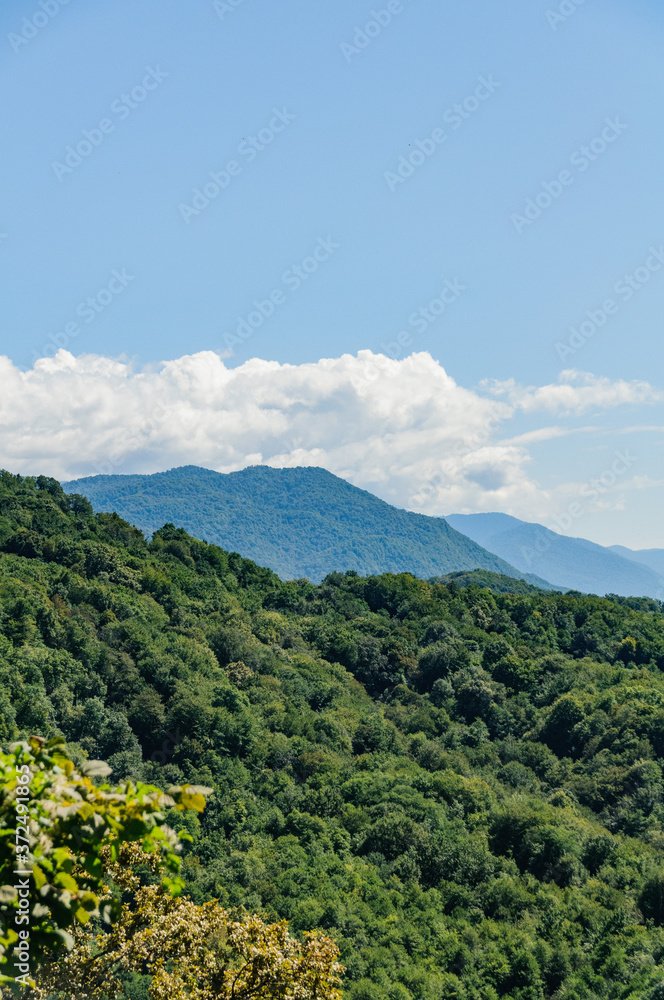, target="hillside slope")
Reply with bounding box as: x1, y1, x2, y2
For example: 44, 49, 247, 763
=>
4, 471, 664, 999
433, 568, 554, 595
610, 543, 664, 579
446, 511, 664, 598
63, 465, 555, 588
